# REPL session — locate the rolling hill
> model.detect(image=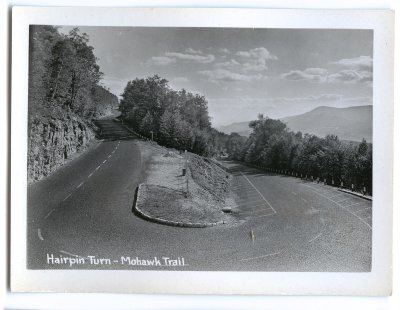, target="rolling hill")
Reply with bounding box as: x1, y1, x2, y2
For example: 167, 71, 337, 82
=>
218, 105, 372, 143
